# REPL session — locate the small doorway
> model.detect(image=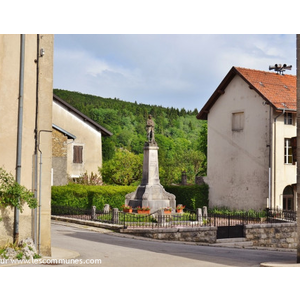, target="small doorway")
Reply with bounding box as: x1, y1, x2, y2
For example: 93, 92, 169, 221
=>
283, 185, 294, 211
